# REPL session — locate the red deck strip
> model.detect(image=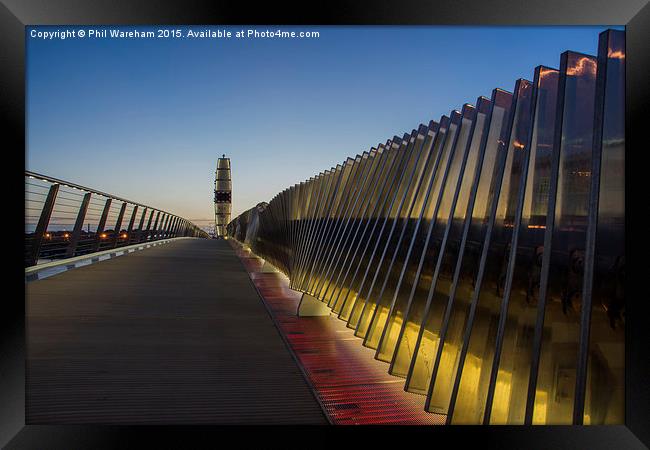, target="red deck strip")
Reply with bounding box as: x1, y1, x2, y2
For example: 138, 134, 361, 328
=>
230, 241, 445, 425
